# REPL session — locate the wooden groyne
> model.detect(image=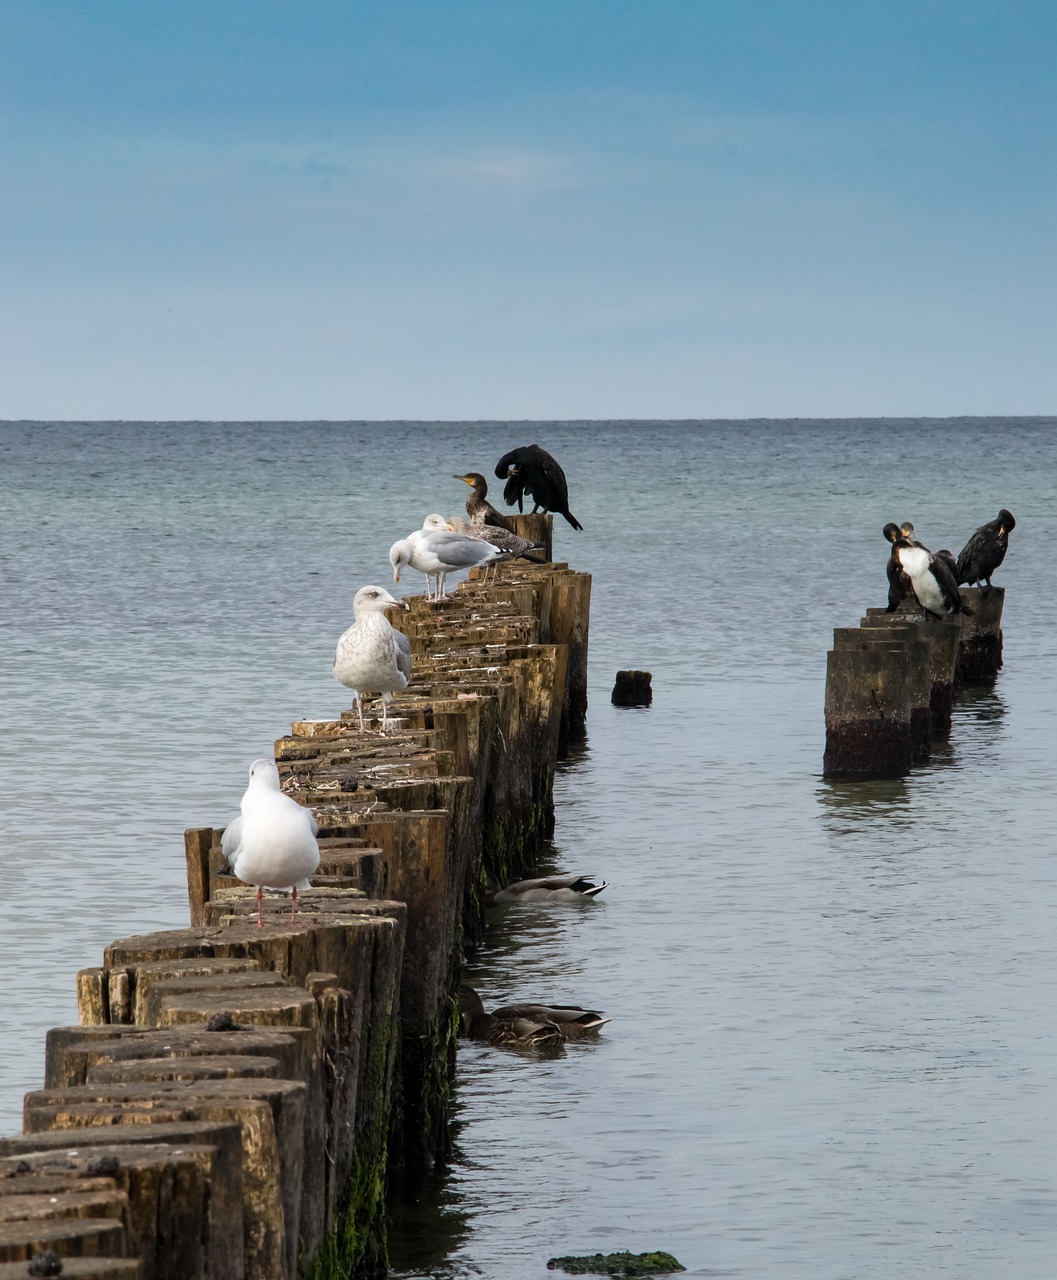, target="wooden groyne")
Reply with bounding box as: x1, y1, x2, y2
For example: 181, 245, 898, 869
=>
823, 586, 1005, 779
0, 517, 591, 1279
